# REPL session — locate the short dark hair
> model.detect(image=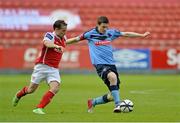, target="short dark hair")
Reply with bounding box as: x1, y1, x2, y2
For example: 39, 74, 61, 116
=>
53, 20, 67, 30
97, 16, 109, 25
